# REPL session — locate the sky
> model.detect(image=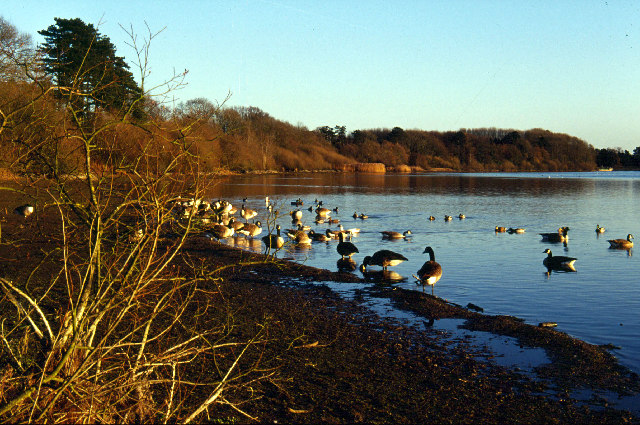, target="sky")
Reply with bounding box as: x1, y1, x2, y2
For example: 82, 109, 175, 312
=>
3, 1, 640, 151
